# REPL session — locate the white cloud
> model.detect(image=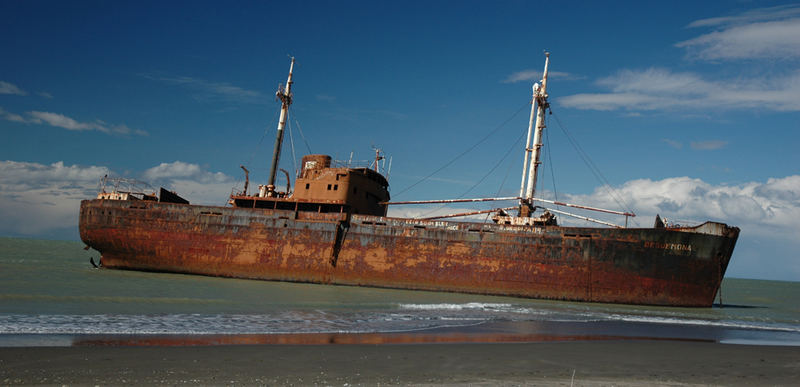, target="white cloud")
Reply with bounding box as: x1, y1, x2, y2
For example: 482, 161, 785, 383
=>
559, 68, 800, 112
0, 81, 27, 96
0, 107, 147, 136
142, 161, 238, 205
28, 111, 97, 131
142, 161, 231, 184
502, 70, 578, 83
678, 5, 800, 61
678, 18, 800, 61
0, 107, 27, 123
37, 91, 53, 99
687, 5, 800, 28
561, 6, 800, 113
